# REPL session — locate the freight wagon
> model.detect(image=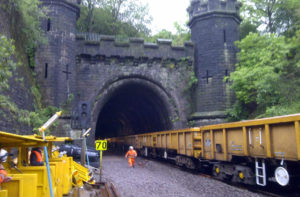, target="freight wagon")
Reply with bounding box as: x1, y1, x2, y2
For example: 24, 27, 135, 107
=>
109, 114, 300, 187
